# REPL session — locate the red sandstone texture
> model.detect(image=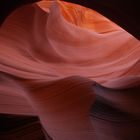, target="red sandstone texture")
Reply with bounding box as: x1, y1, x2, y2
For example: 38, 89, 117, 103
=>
0, 1, 140, 140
